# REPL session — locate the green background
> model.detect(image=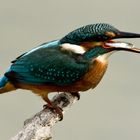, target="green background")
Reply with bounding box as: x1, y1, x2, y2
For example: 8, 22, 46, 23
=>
0, 0, 140, 139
